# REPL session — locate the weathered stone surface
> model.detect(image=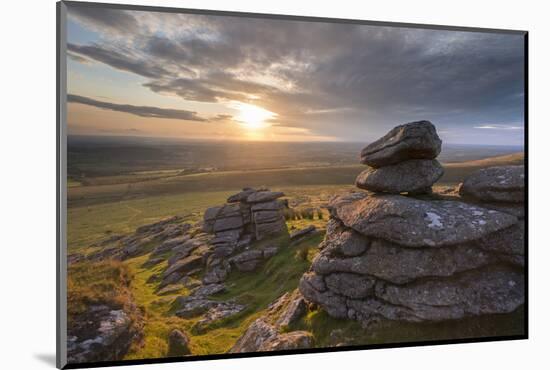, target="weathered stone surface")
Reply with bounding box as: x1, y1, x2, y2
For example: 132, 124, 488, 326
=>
202, 263, 231, 284
174, 297, 217, 318
475, 202, 525, 219
211, 229, 241, 245
251, 200, 283, 211
275, 290, 307, 328
303, 267, 524, 325
151, 235, 191, 257
321, 222, 369, 257
260, 331, 314, 351
476, 223, 525, 259
299, 274, 348, 319
193, 301, 246, 332
163, 254, 203, 278
313, 238, 495, 284
333, 194, 518, 247
168, 329, 191, 356
229, 319, 278, 353
230, 249, 264, 272
355, 159, 444, 194
325, 273, 375, 298
213, 216, 244, 232
230, 290, 311, 353
360, 121, 442, 168
246, 191, 285, 203
255, 219, 287, 241
459, 165, 525, 203
372, 267, 524, 321
253, 210, 283, 224
67, 305, 141, 364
